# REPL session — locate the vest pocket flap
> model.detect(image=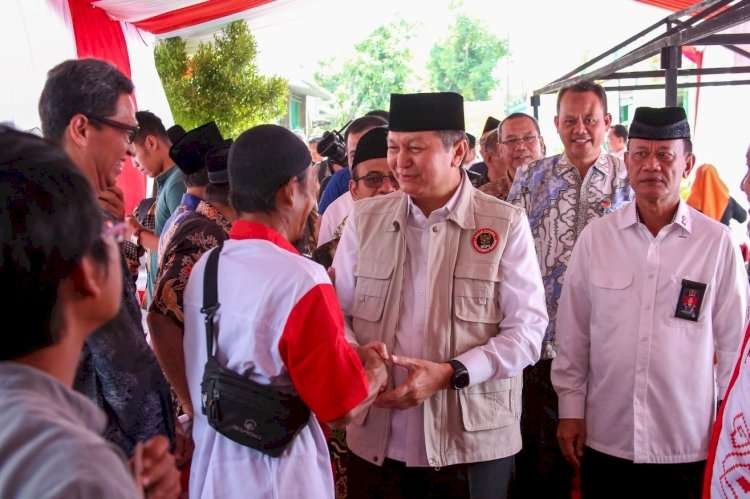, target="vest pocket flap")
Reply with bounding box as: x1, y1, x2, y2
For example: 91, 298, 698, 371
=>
352, 263, 392, 323
590, 270, 633, 290
454, 263, 500, 282
355, 260, 395, 280
459, 379, 514, 431
453, 277, 501, 324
